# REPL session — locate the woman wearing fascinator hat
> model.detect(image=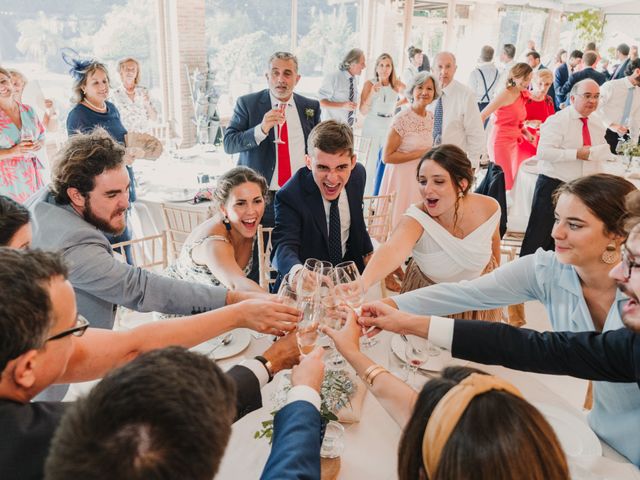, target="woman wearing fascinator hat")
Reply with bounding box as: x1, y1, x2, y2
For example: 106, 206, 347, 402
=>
63, 48, 142, 263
